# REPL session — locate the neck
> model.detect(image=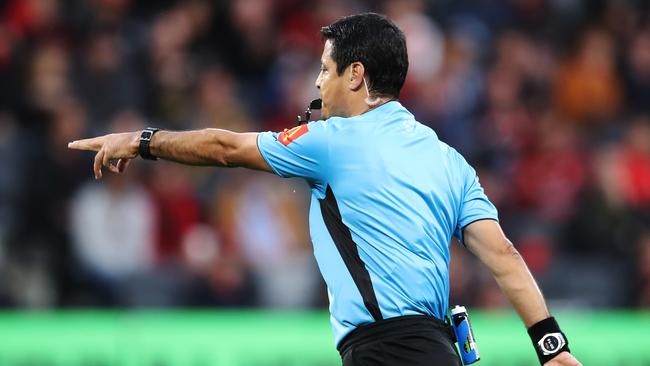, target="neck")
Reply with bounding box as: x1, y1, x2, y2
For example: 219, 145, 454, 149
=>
347, 96, 393, 117
363, 98, 393, 114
